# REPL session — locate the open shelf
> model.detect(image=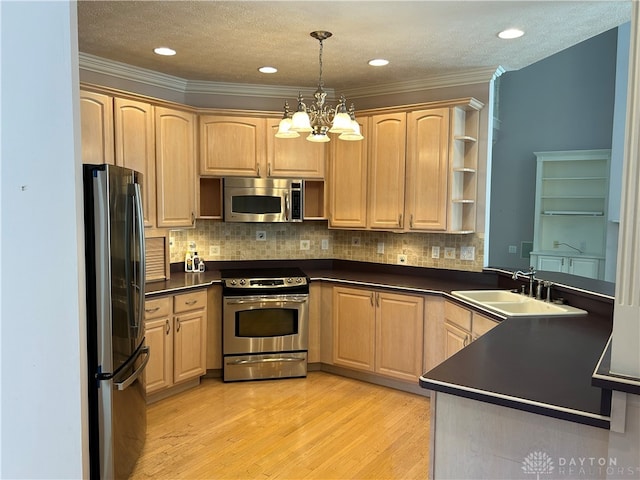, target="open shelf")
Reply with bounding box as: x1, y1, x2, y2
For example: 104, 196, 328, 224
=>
198, 177, 223, 219
303, 180, 326, 220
